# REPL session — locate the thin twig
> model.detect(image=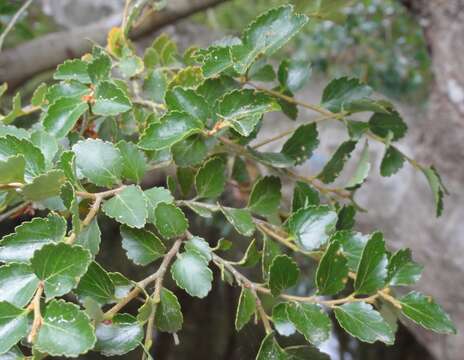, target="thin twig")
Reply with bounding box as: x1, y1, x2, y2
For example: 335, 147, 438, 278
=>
27, 281, 44, 343
0, 201, 31, 222
0, 0, 34, 52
